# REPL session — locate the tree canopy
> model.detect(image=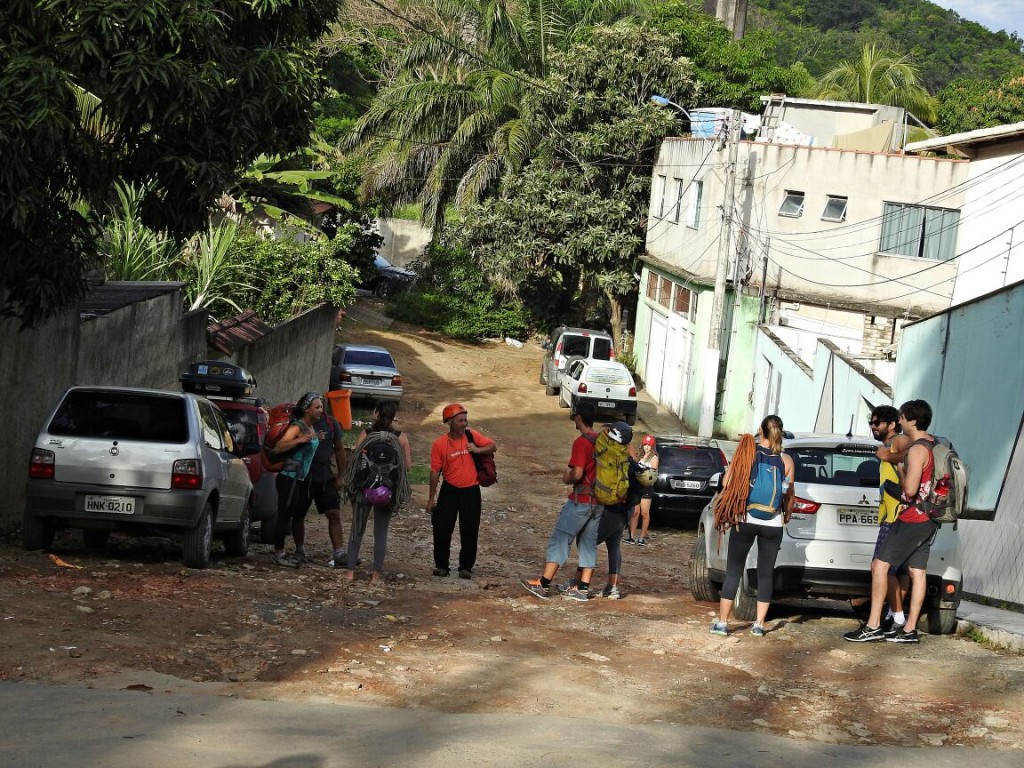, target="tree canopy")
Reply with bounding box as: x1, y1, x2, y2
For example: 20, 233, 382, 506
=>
1, 0, 344, 328
814, 44, 937, 122
937, 69, 1024, 134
